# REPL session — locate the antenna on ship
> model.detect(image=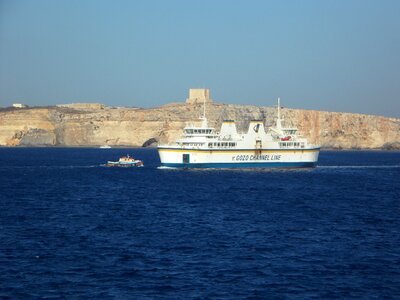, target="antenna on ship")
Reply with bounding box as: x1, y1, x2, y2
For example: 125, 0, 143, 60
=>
203, 96, 206, 118
276, 97, 283, 130
200, 96, 208, 127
